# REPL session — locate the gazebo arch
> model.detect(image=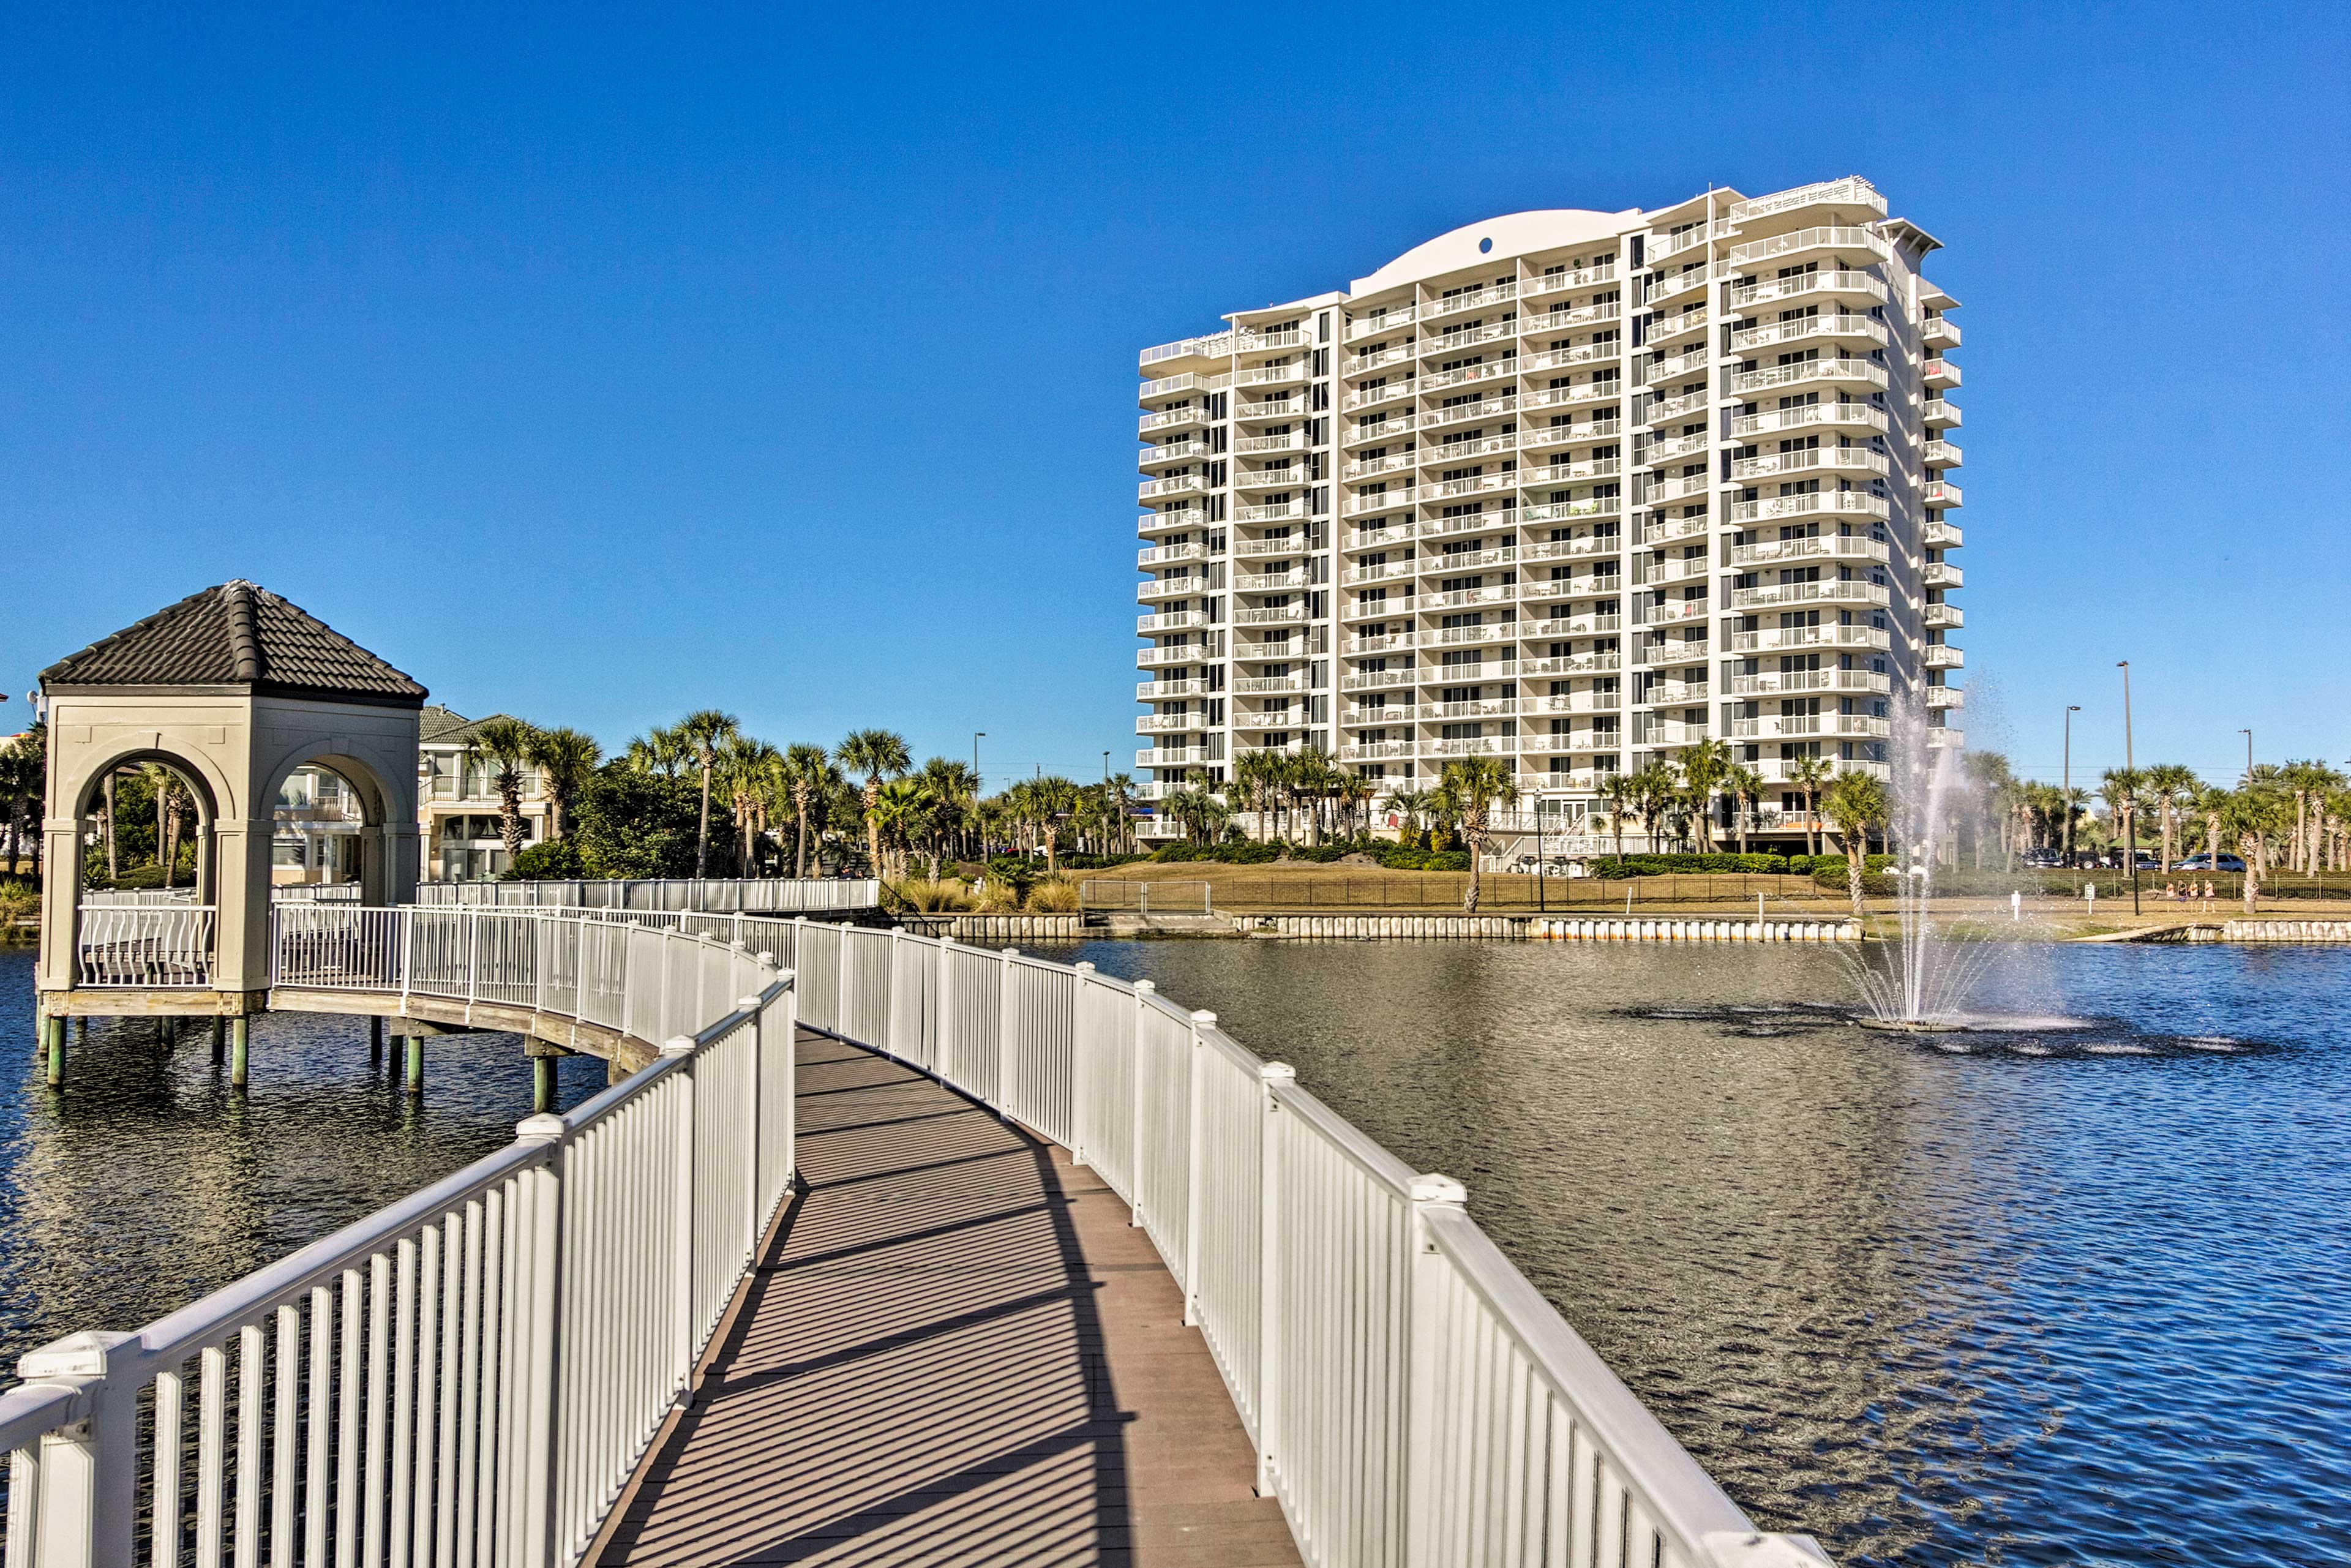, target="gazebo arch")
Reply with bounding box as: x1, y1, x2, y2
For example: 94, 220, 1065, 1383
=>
37, 581, 427, 1008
